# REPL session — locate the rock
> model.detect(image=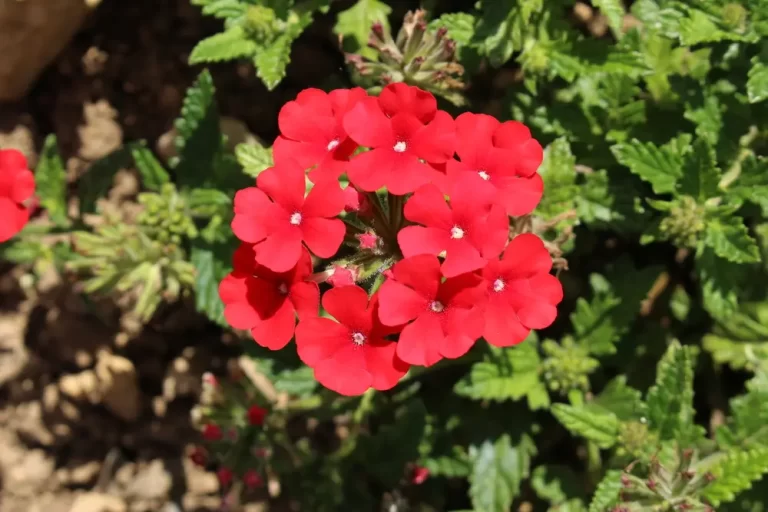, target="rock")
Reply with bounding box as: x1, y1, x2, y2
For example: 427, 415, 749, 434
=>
77, 100, 123, 161
161, 346, 212, 402
0, 0, 98, 101
95, 352, 142, 422
58, 370, 100, 403
183, 458, 219, 495
124, 460, 171, 502
0, 312, 28, 388
5, 449, 55, 494
0, 122, 37, 167
68, 493, 127, 512
12, 402, 57, 447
